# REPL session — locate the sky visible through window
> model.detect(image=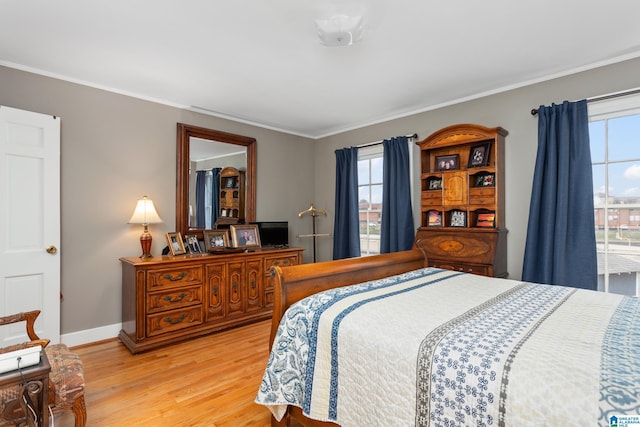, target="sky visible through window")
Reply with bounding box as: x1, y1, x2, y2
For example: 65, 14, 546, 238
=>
591, 114, 640, 201
590, 108, 640, 297
358, 156, 383, 204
